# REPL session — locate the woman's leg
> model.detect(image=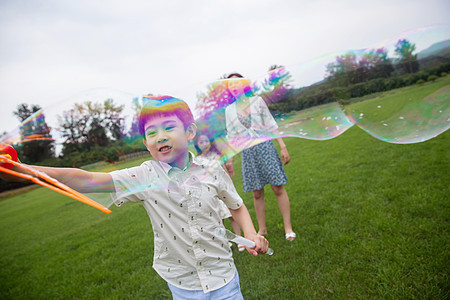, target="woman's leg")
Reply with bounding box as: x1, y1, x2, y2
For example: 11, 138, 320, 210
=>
252, 188, 267, 235
271, 185, 294, 239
